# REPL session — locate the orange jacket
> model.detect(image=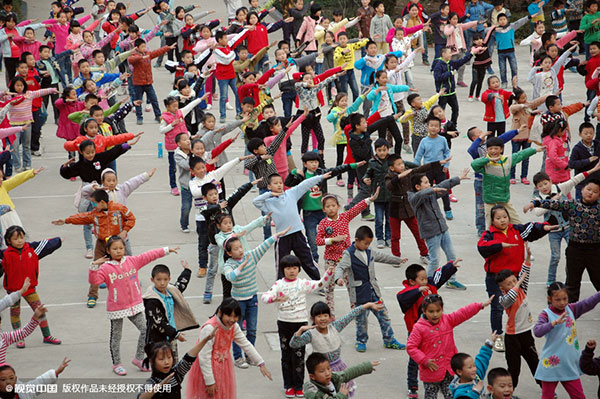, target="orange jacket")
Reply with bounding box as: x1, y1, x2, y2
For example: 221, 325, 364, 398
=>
128, 46, 171, 86
64, 133, 134, 153
65, 201, 135, 240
